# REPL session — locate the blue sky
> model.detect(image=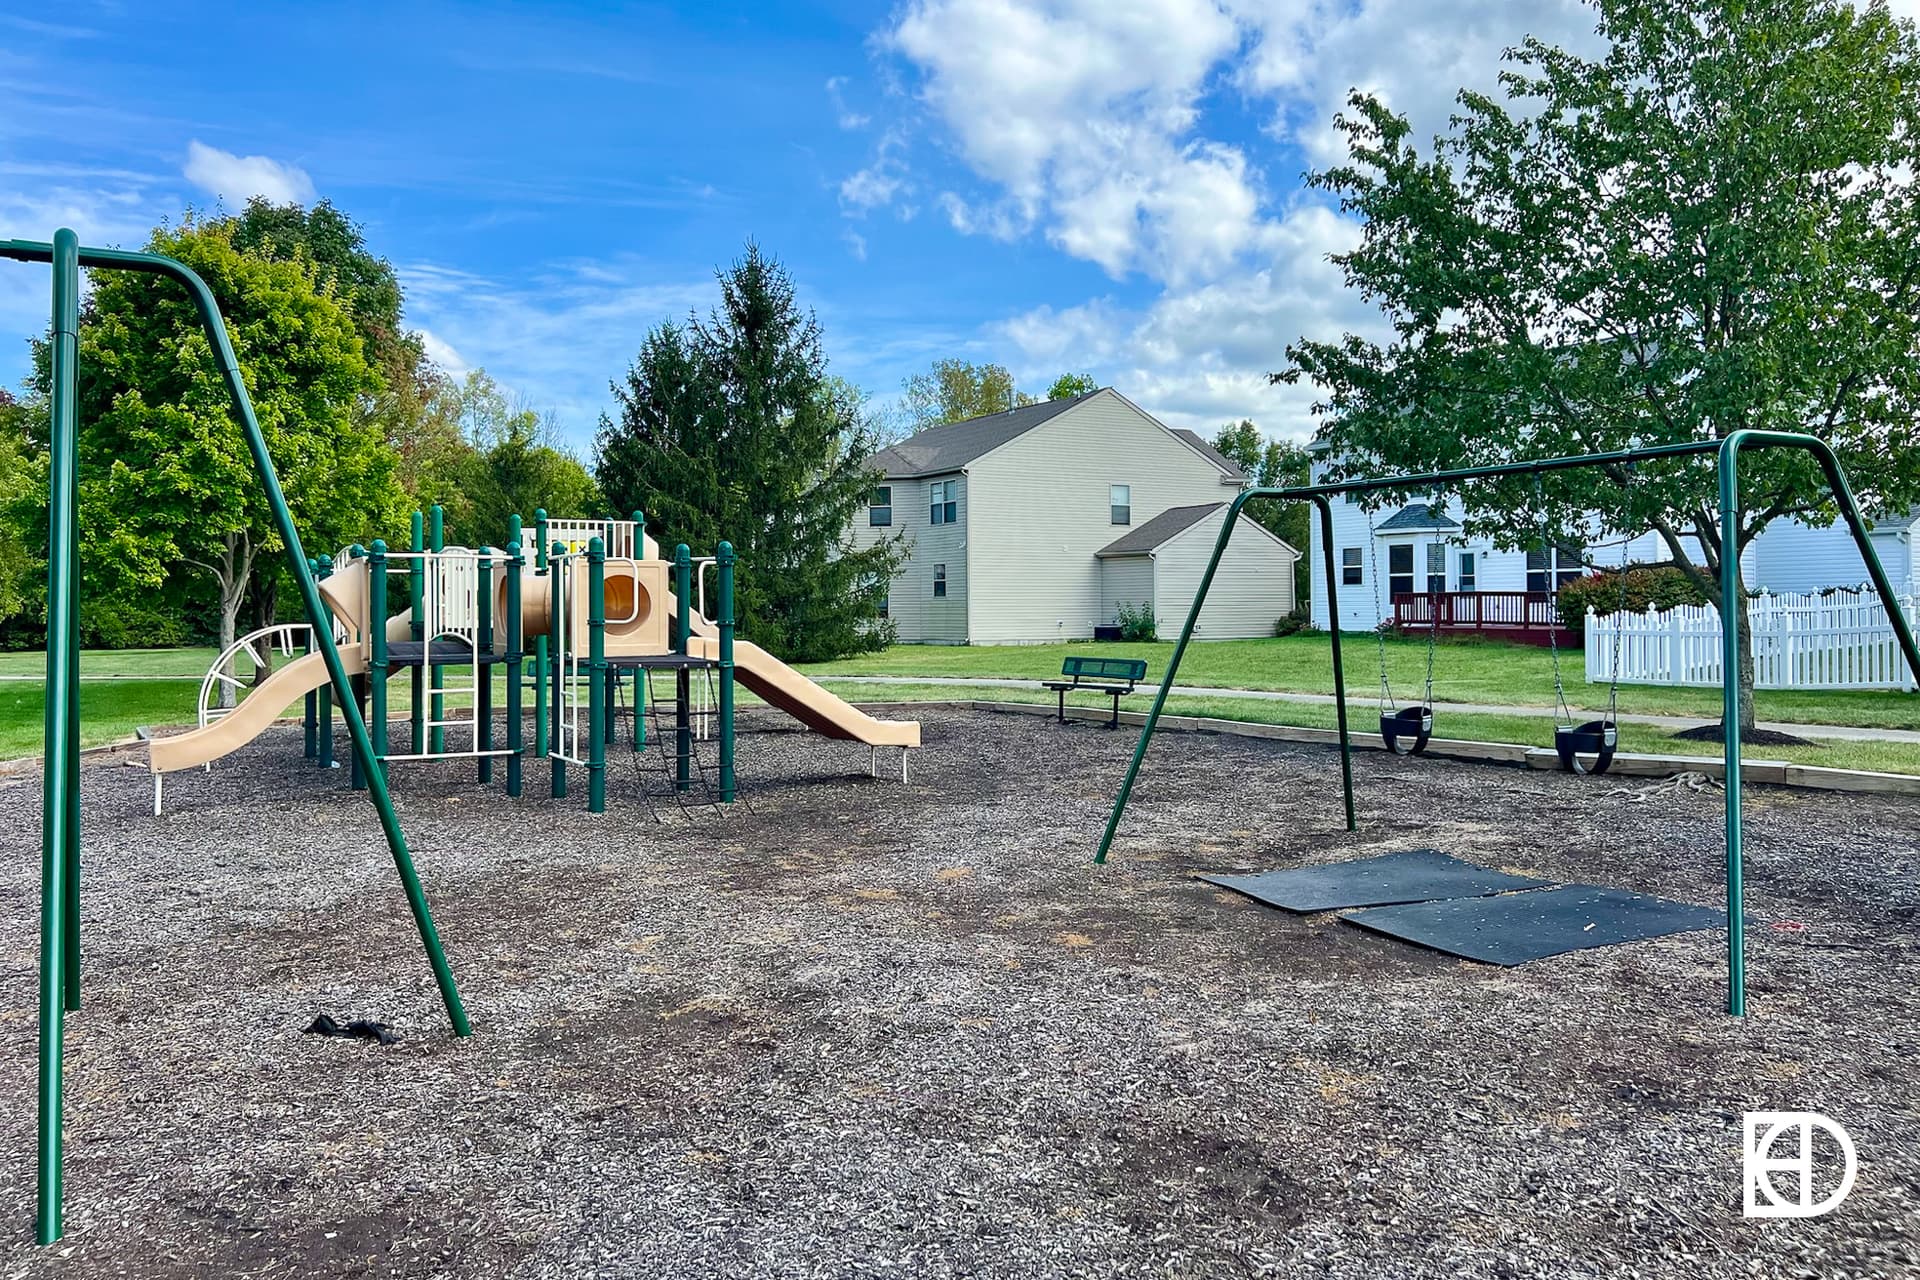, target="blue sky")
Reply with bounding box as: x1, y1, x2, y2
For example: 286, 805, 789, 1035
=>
0, 0, 1633, 448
